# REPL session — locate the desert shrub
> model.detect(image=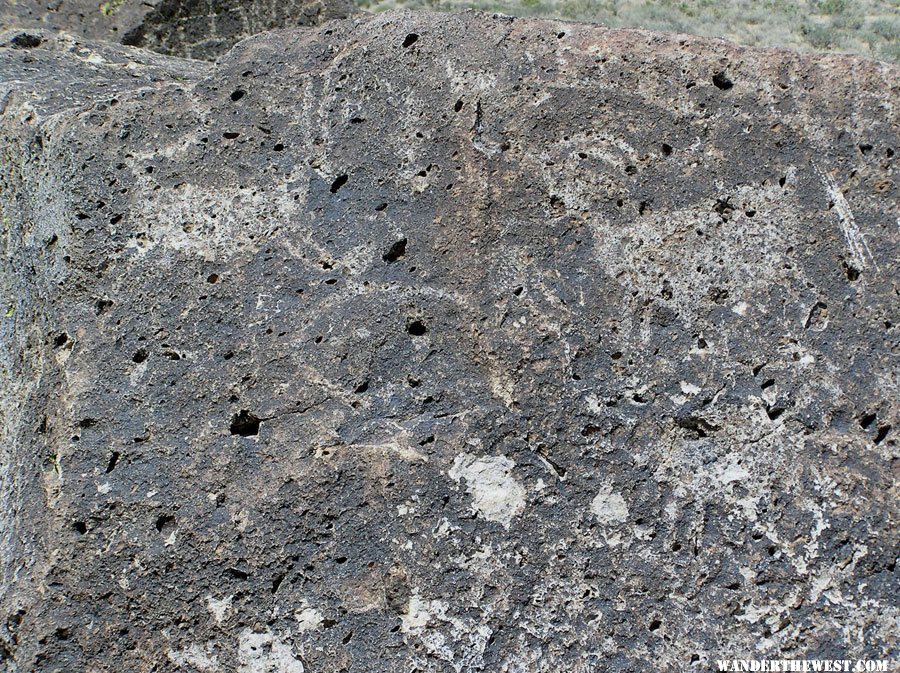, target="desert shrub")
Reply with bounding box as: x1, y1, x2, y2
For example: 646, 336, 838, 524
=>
870, 18, 900, 41
816, 0, 847, 15
802, 21, 840, 47
879, 40, 900, 62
